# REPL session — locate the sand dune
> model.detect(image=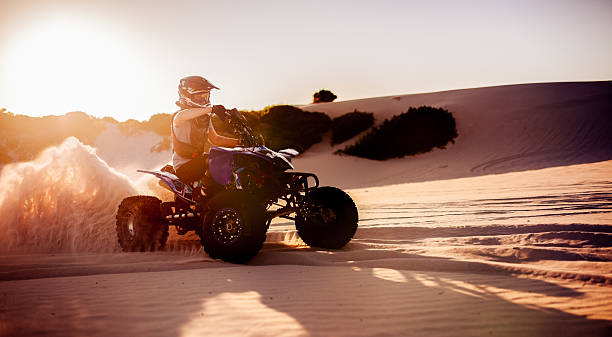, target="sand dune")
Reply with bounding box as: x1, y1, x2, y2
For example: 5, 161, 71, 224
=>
300, 81, 612, 188
0, 82, 611, 336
